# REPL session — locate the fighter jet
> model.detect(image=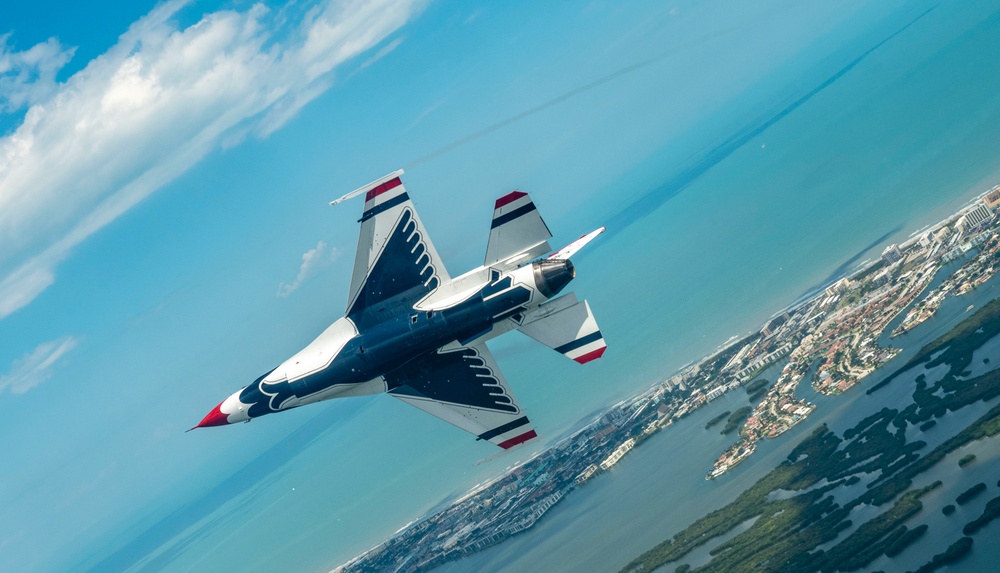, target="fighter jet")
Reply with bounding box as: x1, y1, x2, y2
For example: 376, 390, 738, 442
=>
193, 170, 606, 450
